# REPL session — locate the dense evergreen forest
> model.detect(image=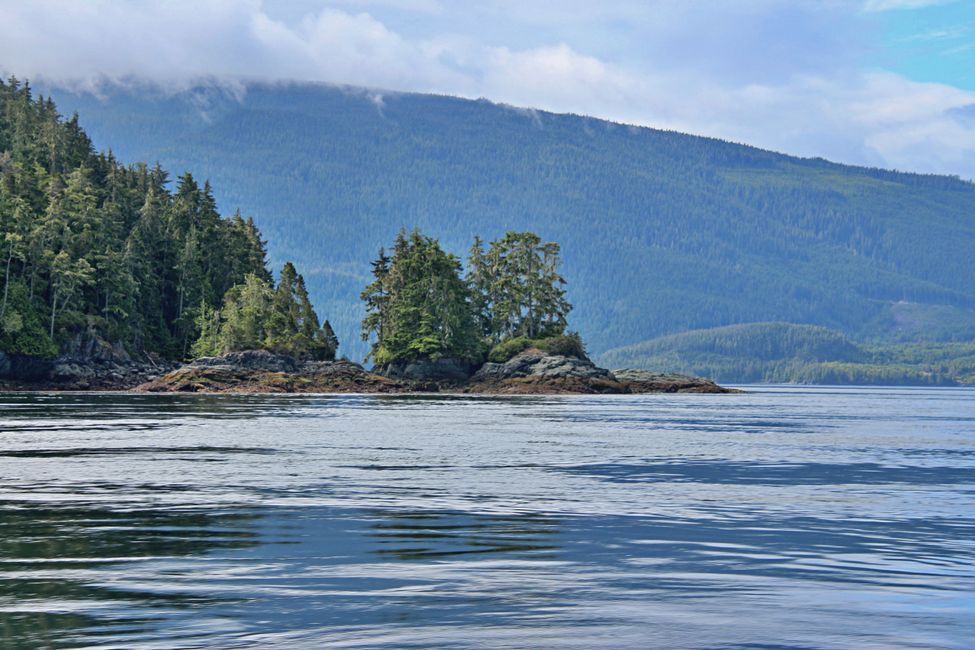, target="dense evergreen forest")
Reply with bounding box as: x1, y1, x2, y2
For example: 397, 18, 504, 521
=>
40, 80, 975, 362
599, 323, 975, 386
0, 78, 334, 362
